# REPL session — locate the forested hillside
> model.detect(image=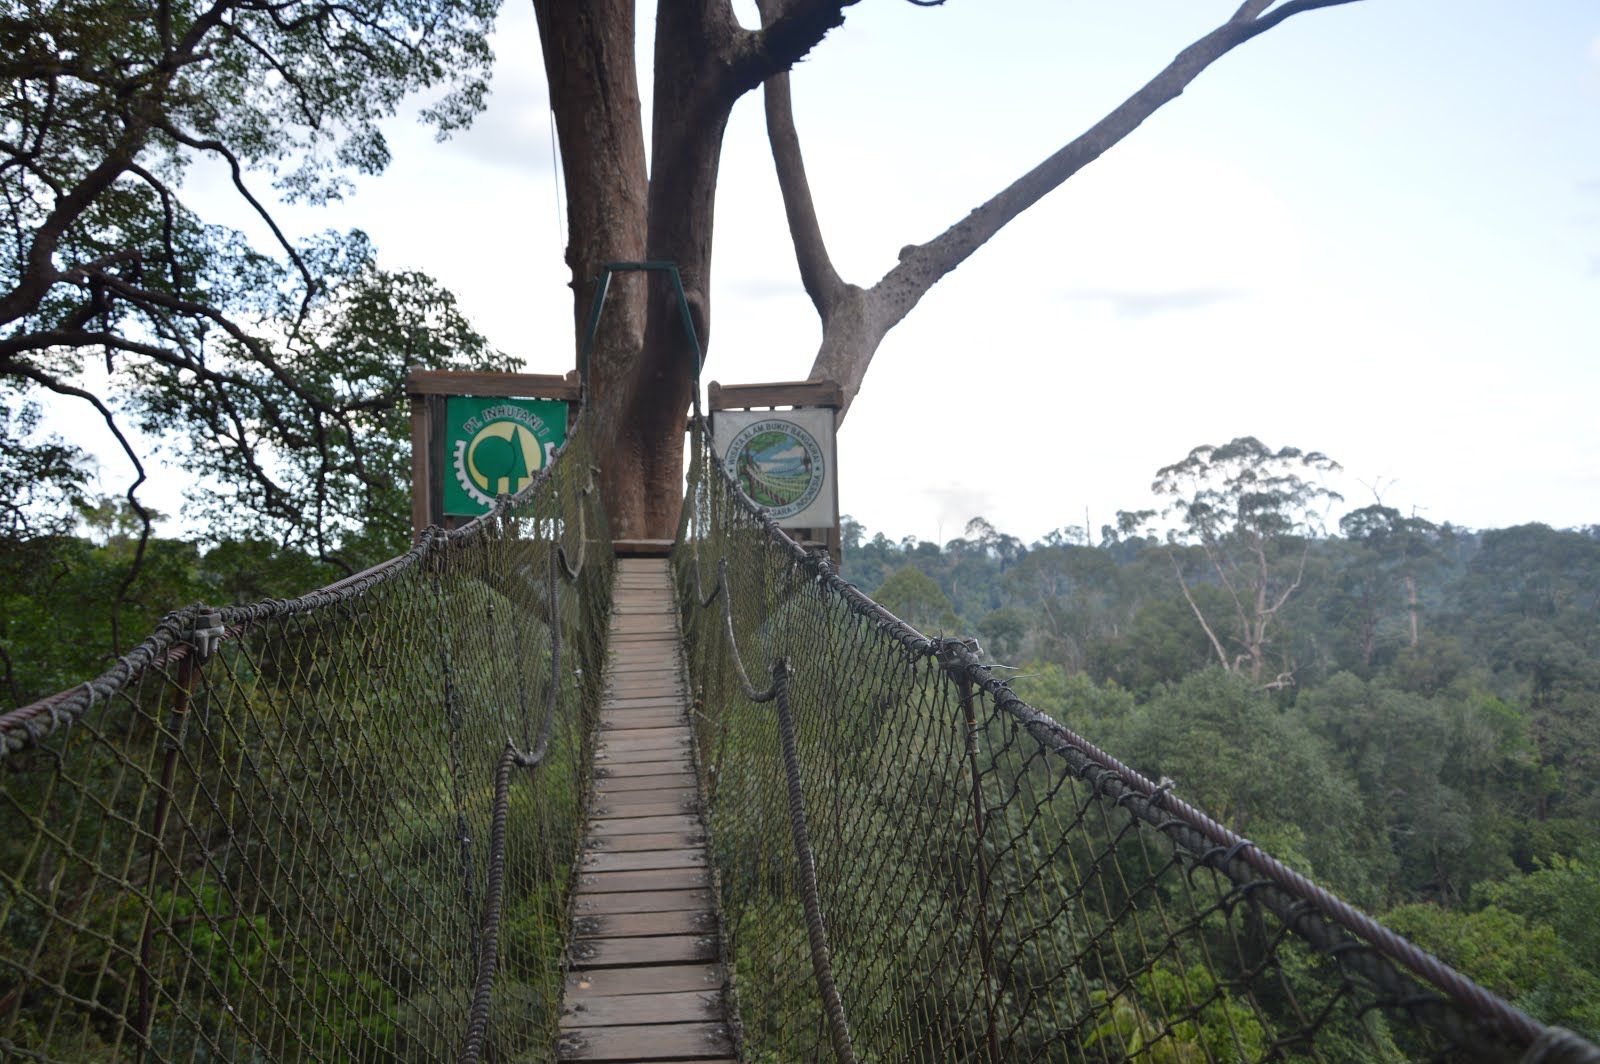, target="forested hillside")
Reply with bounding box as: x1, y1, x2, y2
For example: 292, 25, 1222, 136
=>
847, 509, 1600, 1039
5, 442, 1597, 1043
